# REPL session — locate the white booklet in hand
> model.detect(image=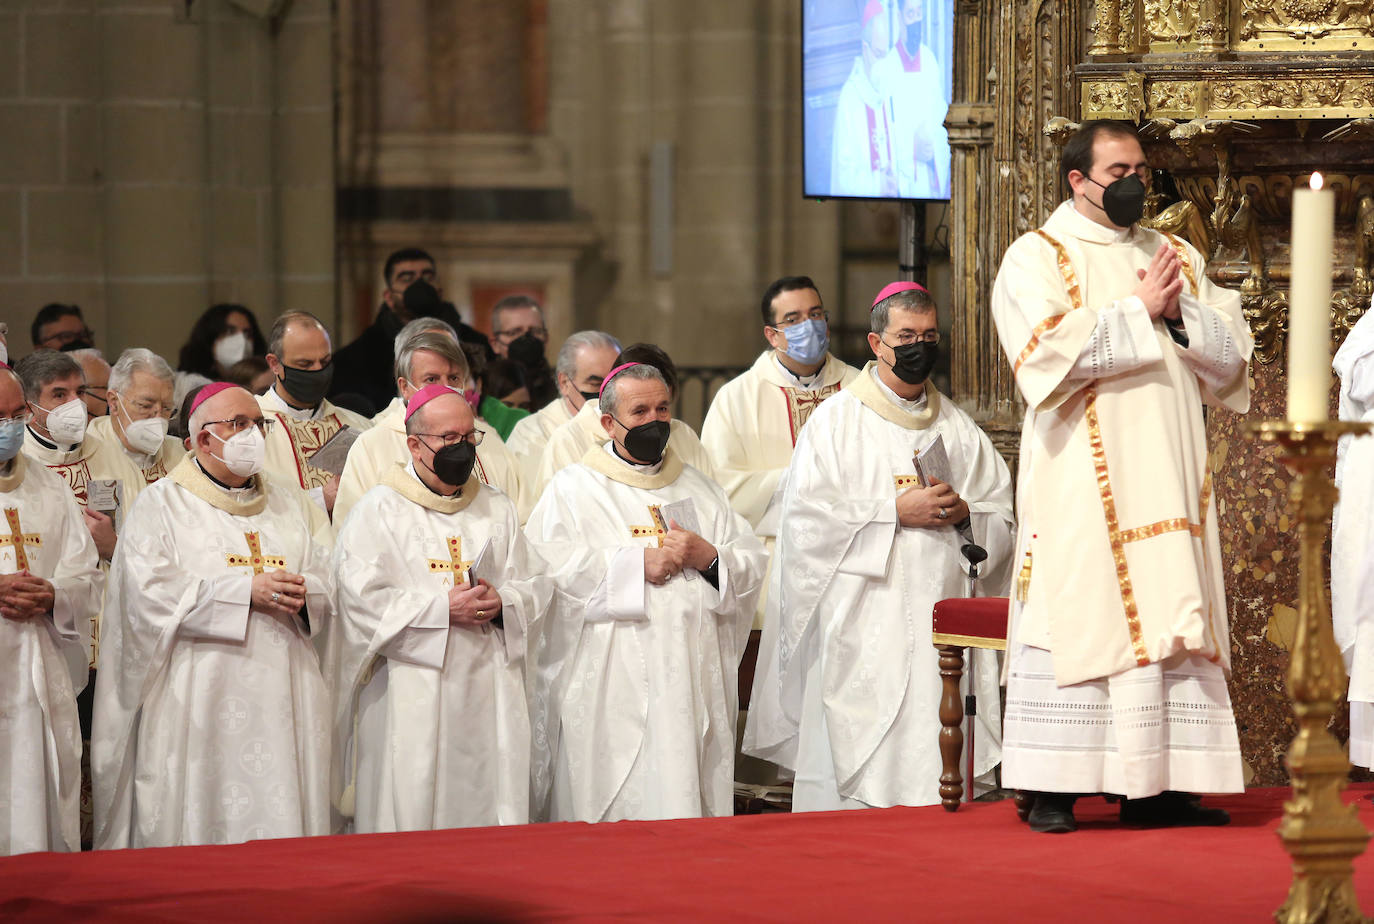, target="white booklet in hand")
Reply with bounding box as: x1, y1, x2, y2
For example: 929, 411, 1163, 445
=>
914, 433, 954, 488
658, 497, 701, 581
466, 537, 494, 588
